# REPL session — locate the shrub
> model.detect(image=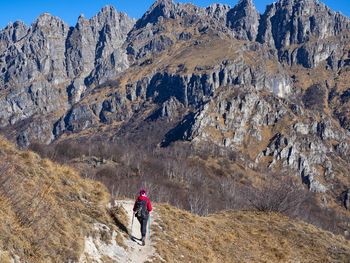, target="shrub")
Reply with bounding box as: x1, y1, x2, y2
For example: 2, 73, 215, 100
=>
302, 84, 326, 111
248, 174, 308, 214
27, 136, 350, 238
